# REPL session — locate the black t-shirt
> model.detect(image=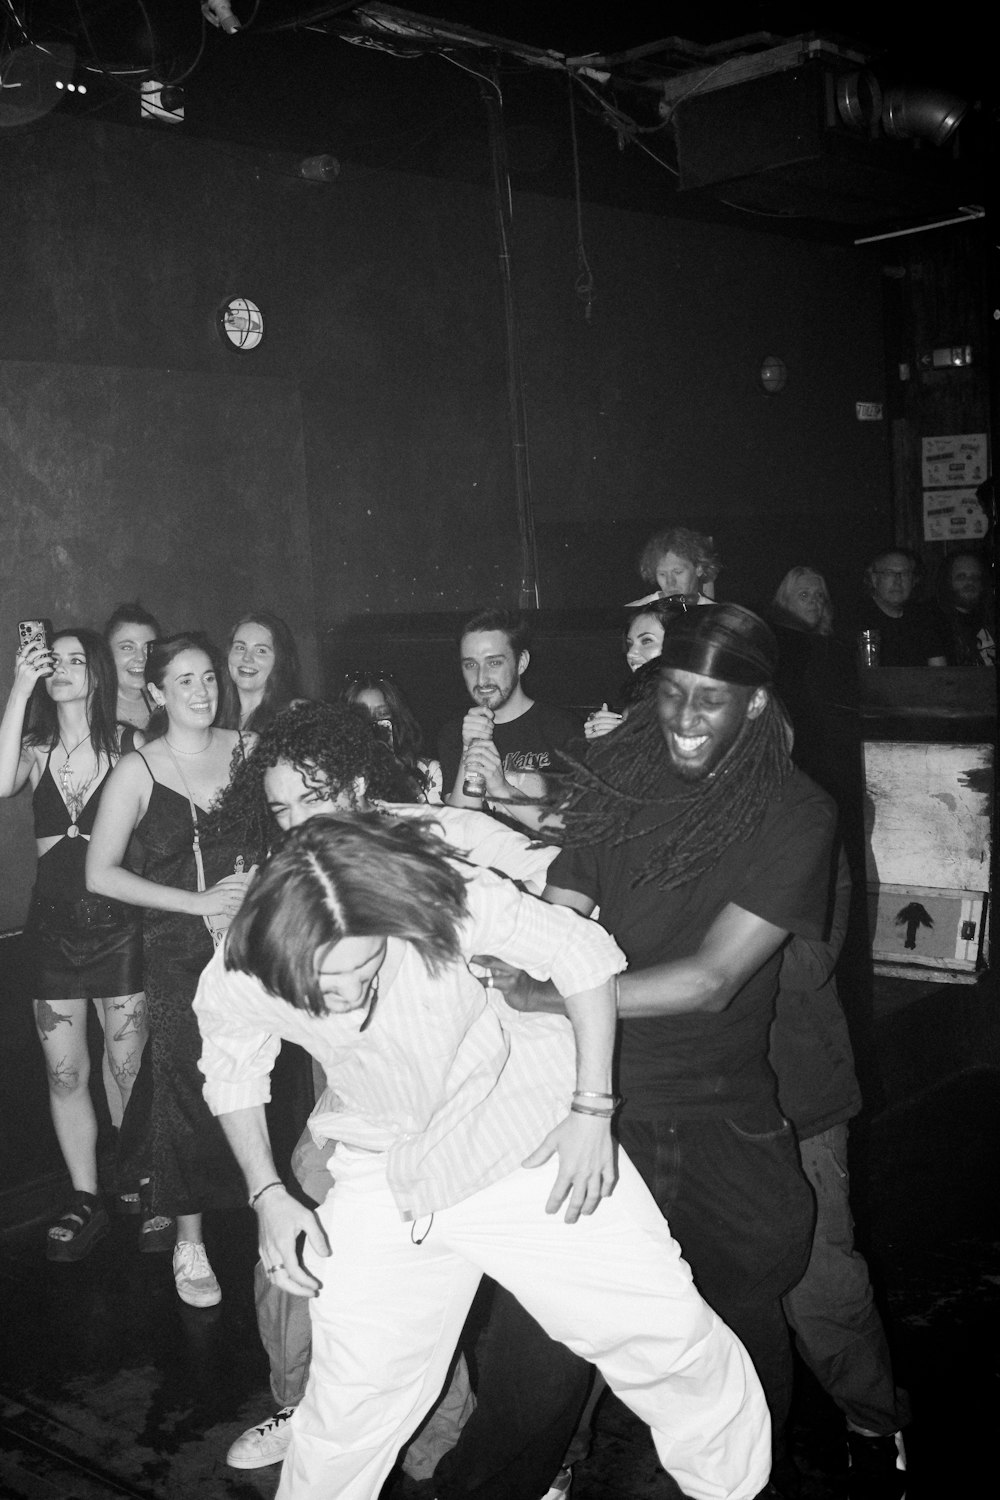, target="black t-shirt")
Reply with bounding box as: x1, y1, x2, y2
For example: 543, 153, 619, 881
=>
438, 701, 582, 796
925, 601, 996, 668
855, 598, 946, 667
548, 767, 837, 1116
